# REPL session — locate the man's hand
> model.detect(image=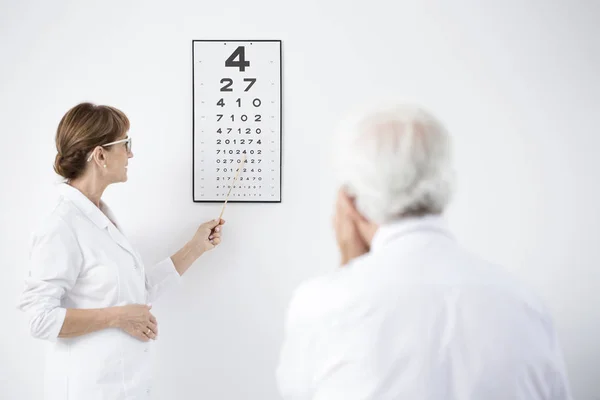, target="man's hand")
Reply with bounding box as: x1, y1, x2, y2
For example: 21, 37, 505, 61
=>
333, 189, 369, 266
